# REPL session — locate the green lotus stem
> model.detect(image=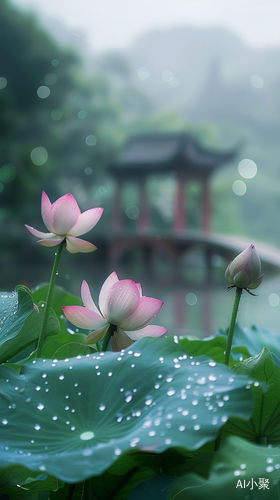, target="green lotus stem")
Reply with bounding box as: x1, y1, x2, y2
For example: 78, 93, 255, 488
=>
101, 324, 116, 352
35, 241, 64, 358
225, 287, 242, 366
